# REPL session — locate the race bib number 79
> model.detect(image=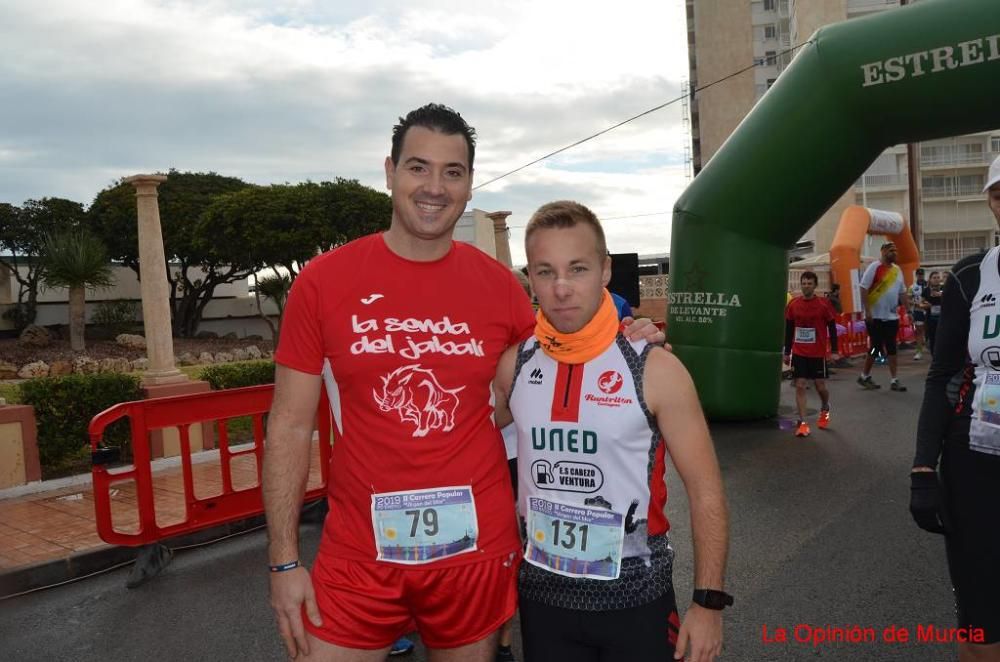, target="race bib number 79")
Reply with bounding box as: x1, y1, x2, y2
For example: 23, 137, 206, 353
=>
371, 486, 478, 564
